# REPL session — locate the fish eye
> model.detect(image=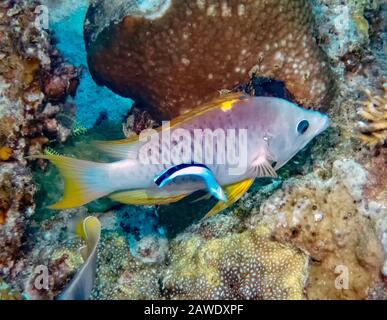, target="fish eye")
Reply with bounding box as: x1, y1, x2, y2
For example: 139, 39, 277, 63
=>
297, 120, 310, 135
